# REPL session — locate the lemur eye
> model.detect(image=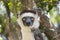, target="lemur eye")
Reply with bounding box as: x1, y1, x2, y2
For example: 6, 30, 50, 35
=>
22, 18, 26, 21
31, 18, 34, 21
